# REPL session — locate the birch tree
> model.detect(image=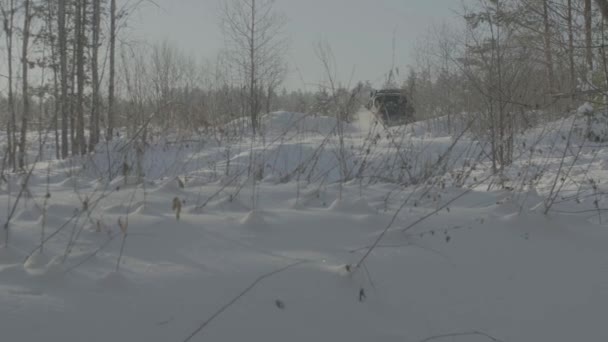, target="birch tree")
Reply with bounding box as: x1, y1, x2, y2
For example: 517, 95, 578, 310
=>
586, 0, 593, 73
1, 0, 17, 169
597, 0, 608, 17
58, 0, 69, 158
74, 0, 86, 155
108, 0, 116, 140
19, 0, 32, 169
542, 0, 555, 91
221, 0, 287, 135
89, 0, 101, 150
